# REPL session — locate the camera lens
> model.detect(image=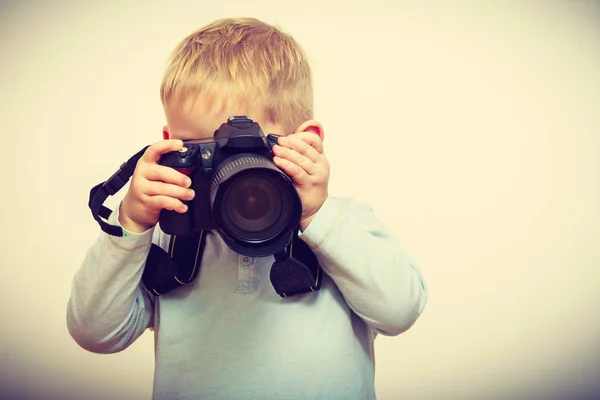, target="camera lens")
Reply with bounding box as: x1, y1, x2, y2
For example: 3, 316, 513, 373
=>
209, 153, 301, 253
234, 184, 271, 221
221, 170, 290, 240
